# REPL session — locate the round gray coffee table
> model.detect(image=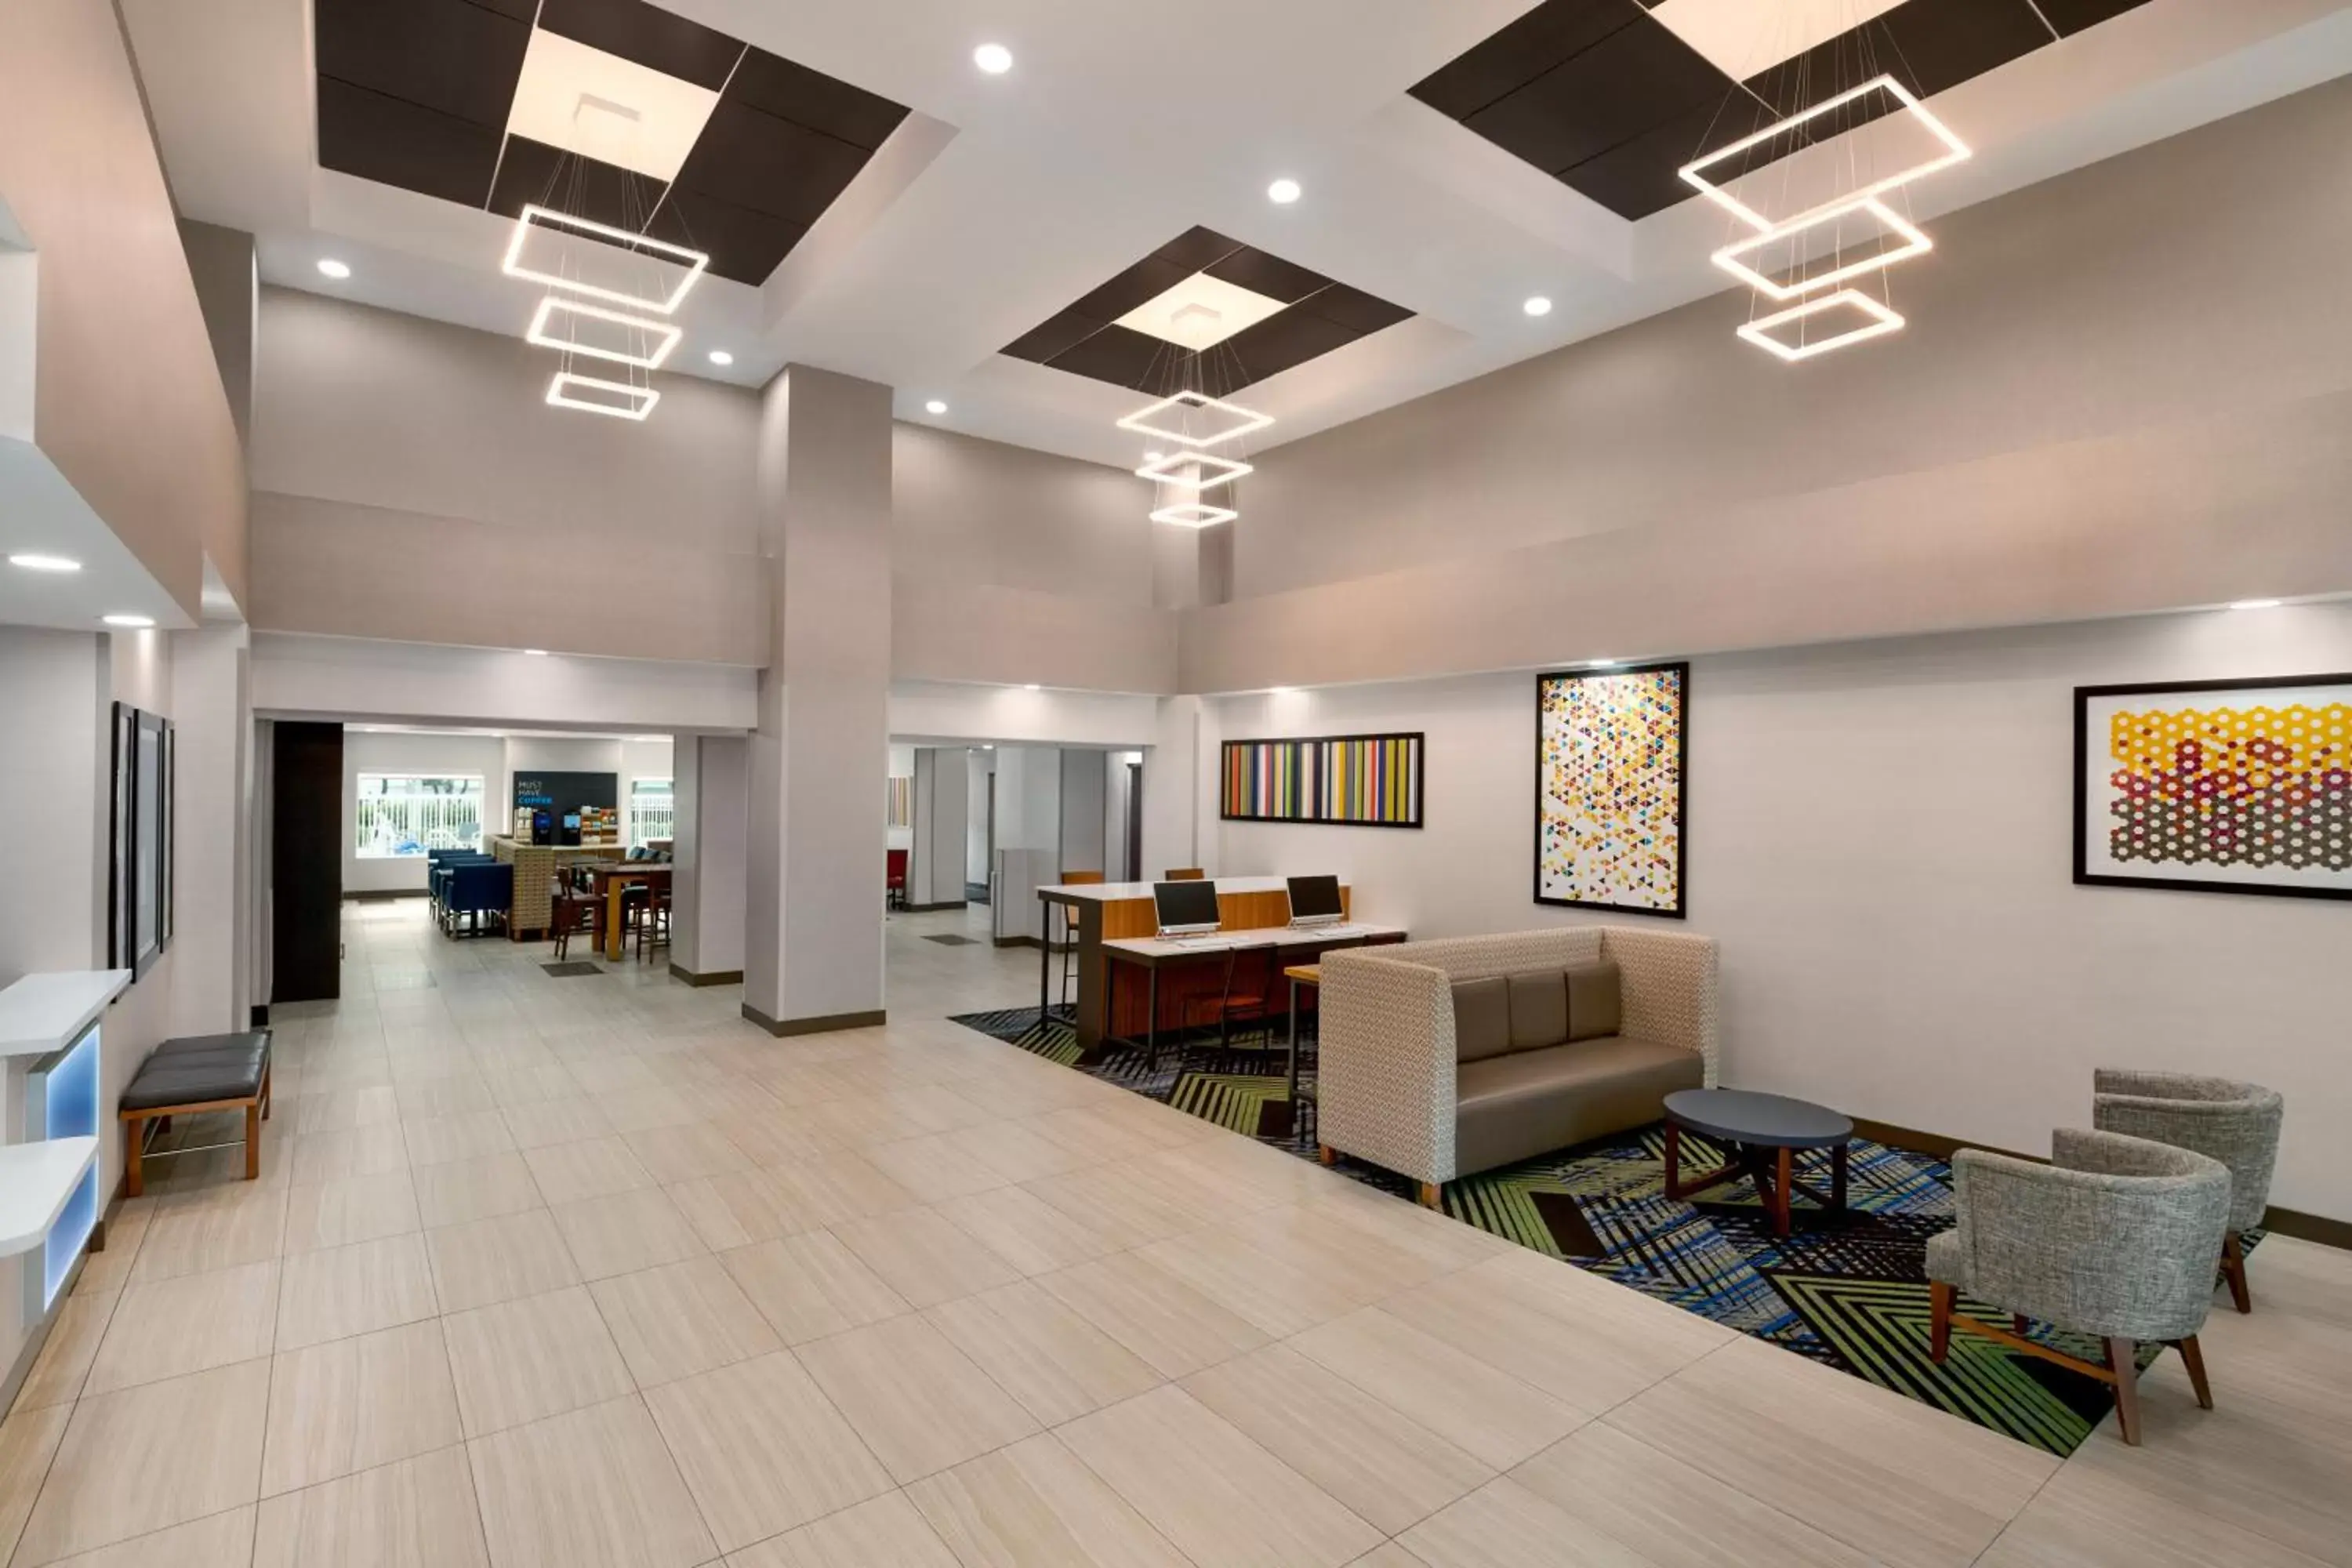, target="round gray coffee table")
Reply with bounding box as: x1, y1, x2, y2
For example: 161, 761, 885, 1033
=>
1663, 1088, 1854, 1238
